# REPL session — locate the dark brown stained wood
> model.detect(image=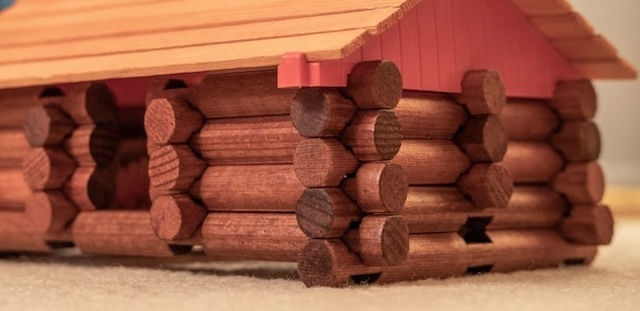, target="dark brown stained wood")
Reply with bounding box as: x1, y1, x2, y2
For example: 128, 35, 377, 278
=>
472, 186, 567, 230
193, 164, 306, 212
344, 60, 403, 109
23, 105, 75, 147
550, 120, 601, 162
62, 82, 117, 125
501, 141, 564, 183
150, 194, 207, 241
63, 124, 119, 166
73, 210, 192, 257
116, 105, 146, 139
290, 88, 357, 137
341, 162, 408, 213
394, 91, 468, 139
190, 115, 301, 165
392, 139, 471, 185
552, 162, 605, 205
25, 190, 77, 232
148, 144, 205, 193
457, 163, 513, 209
455, 115, 508, 162
0, 211, 51, 252
22, 147, 76, 190
0, 168, 32, 209
501, 99, 559, 140
339, 110, 402, 161
560, 204, 614, 245
293, 138, 360, 187
402, 187, 476, 234
0, 86, 64, 128
201, 212, 306, 262
0, 129, 30, 168
114, 153, 151, 210
458, 70, 506, 115
296, 188, 360, 238
467, 229, 597, 272
145, 97, 204, 145
145, 78, 192, 106
193, 70, 296, 118
551, 80, 597, 120
342, 215, 409, 266
64, 165, 116, 210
